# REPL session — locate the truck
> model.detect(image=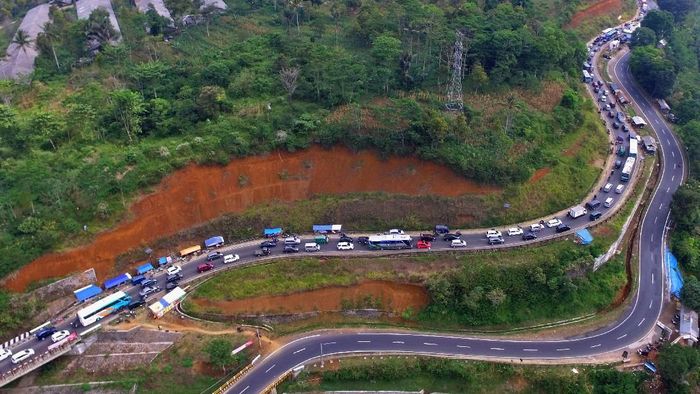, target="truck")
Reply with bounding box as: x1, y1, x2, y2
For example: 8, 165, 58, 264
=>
569, 205, 588, 219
